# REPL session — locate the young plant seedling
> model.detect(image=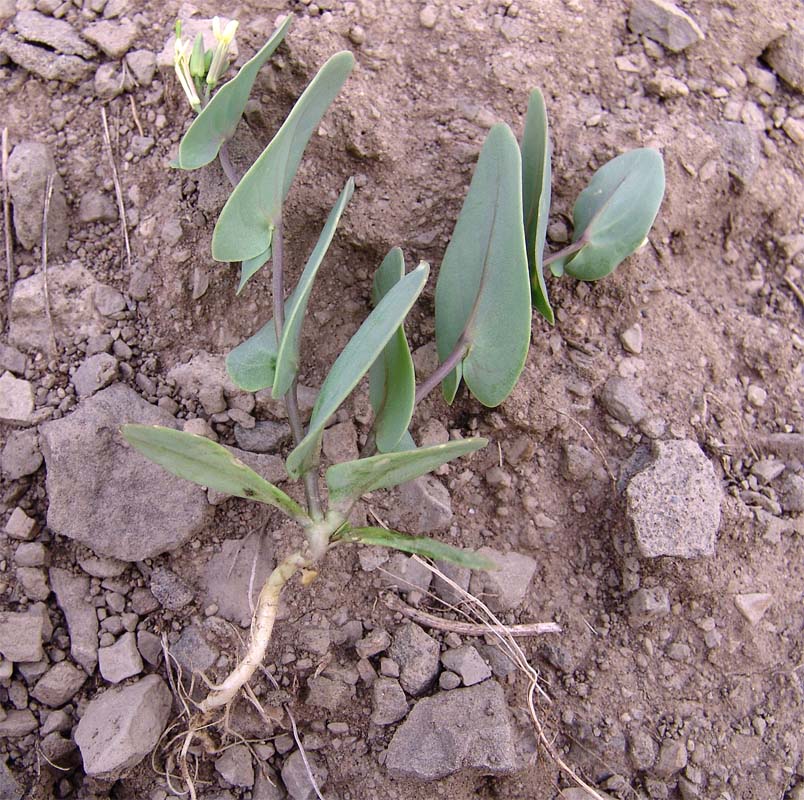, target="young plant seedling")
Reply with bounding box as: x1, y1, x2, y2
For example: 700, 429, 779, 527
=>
121, 15, 665, 782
